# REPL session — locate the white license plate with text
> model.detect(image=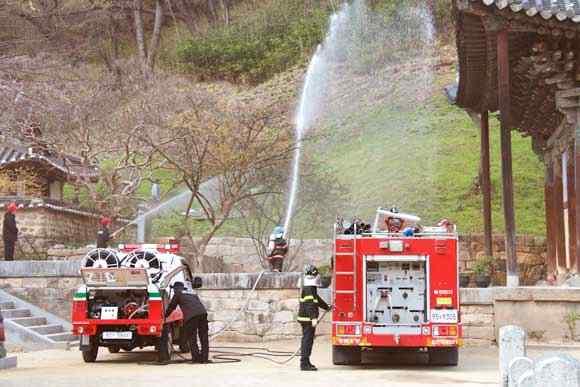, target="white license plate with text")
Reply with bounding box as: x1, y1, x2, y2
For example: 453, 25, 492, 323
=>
430, 309, 458, 323
102, 331, 133, 340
